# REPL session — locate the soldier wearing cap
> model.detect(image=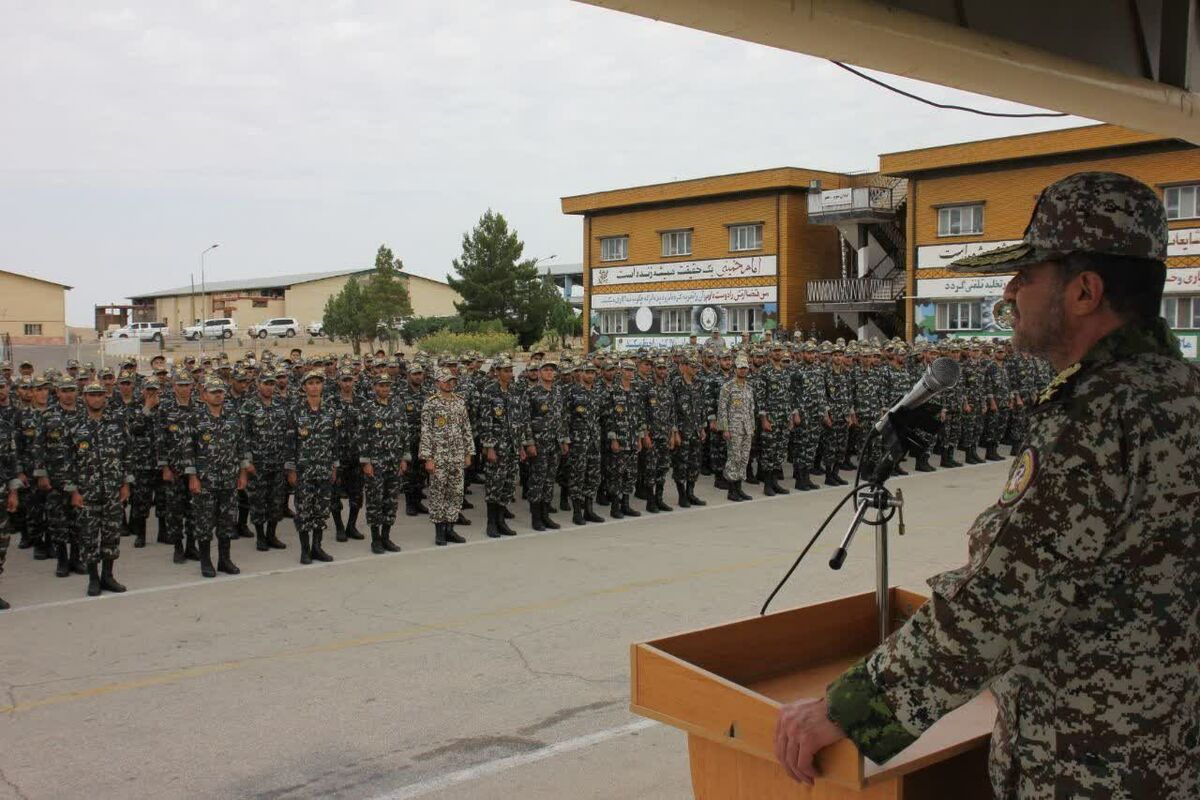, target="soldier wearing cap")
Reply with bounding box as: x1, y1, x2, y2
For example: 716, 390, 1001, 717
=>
123, 376, 162, 548
779, 172, 1200, 798
329, 367, 365, 544
562, 362, 606, 525
670, 356, 707, 509
0, 386, 18, 609
639, 358, 677, 514
524, 358, 568, 531
398, 362, 430, 517
240, 370, 288, 552
357, 373, 409, 553
36, 377, 85, 577
602, 359, 645, 519
418, 367, 472, 546
754, 343, 794, 497
717, 355, 755, 501
704, 351, 734, 490
14, 375, 48, 558
285, 370, 339, 564
477, 356, 531, 537
159, 370, 202, 564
